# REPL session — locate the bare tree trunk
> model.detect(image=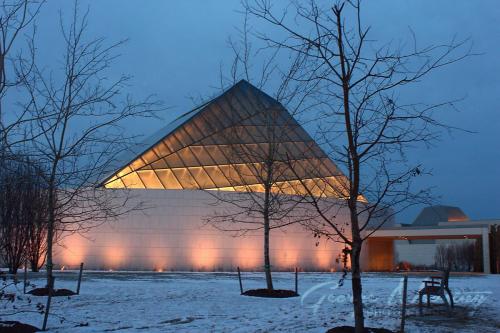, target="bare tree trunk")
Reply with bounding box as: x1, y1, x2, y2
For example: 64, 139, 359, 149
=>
340, 11, 365, 327
45, 184, 55, 288
349, 201, 365, 333
263, 187, 273, 291
46, 218, 54, 288
9, 264, 18, 275
30, 258, 39, 272
350, 241, 364, 333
